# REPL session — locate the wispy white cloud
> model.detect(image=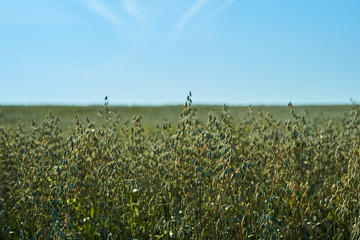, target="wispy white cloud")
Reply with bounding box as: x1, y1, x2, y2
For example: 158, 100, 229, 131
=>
161, 0, 208, 49
119, 0, 156, 41
86, 0, 124, 27
160, 0, 236, 50
175, 0, 208, 32
181, 0, 236, 40
82, 0, 155, 42
121, 0, 145, 23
